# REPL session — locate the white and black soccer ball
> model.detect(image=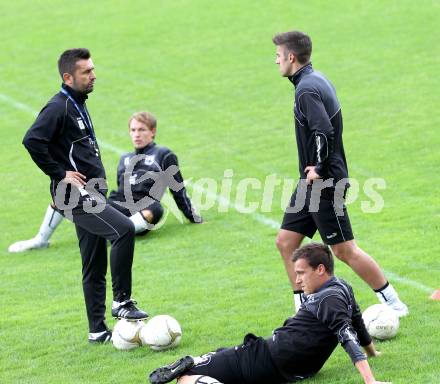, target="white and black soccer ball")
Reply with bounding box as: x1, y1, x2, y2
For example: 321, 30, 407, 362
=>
362, 304, 399, 340
139, 315, 182, 351
112, 319, 144, 350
